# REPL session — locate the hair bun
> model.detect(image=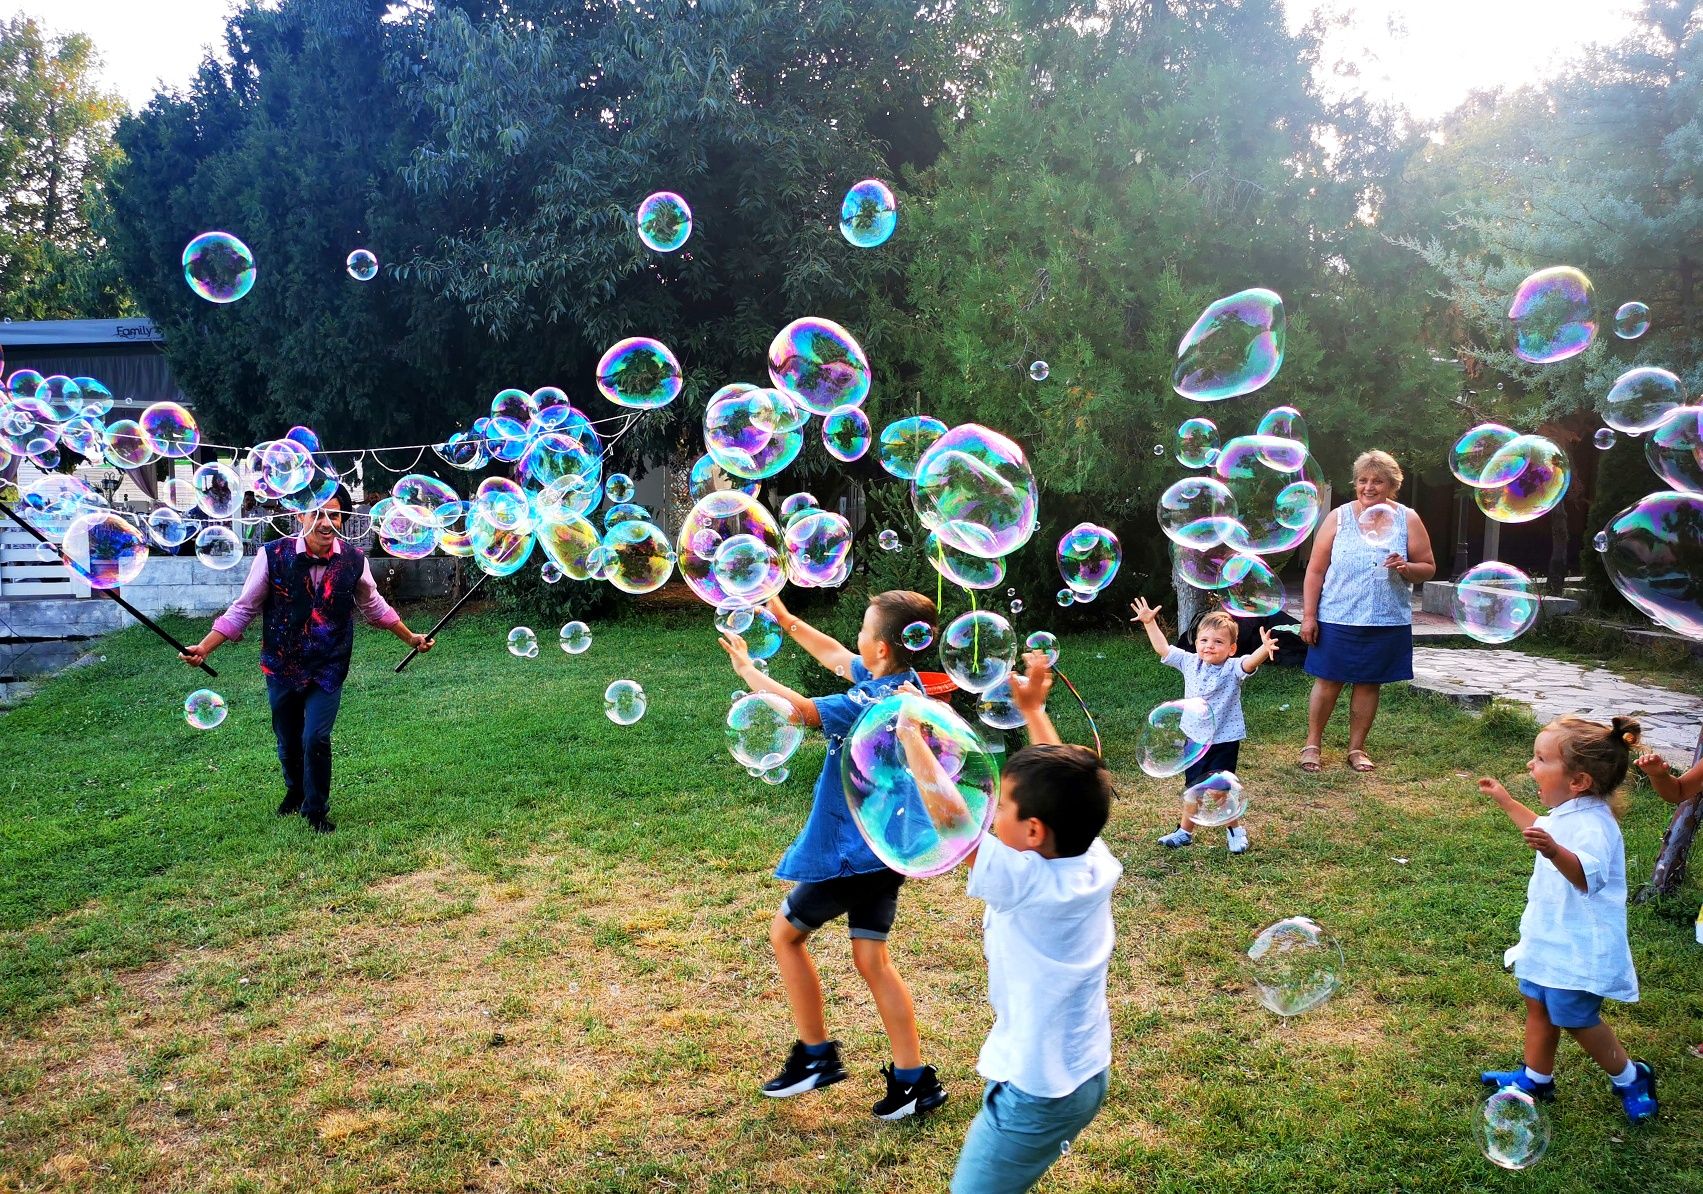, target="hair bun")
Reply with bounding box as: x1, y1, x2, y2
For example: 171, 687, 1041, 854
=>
1609, 716, 1642, 748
